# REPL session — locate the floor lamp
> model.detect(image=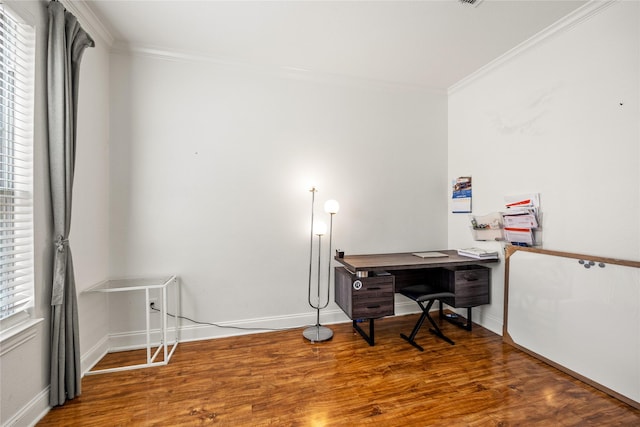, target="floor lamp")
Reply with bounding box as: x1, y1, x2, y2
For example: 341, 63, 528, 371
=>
303, 187, 339, 342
